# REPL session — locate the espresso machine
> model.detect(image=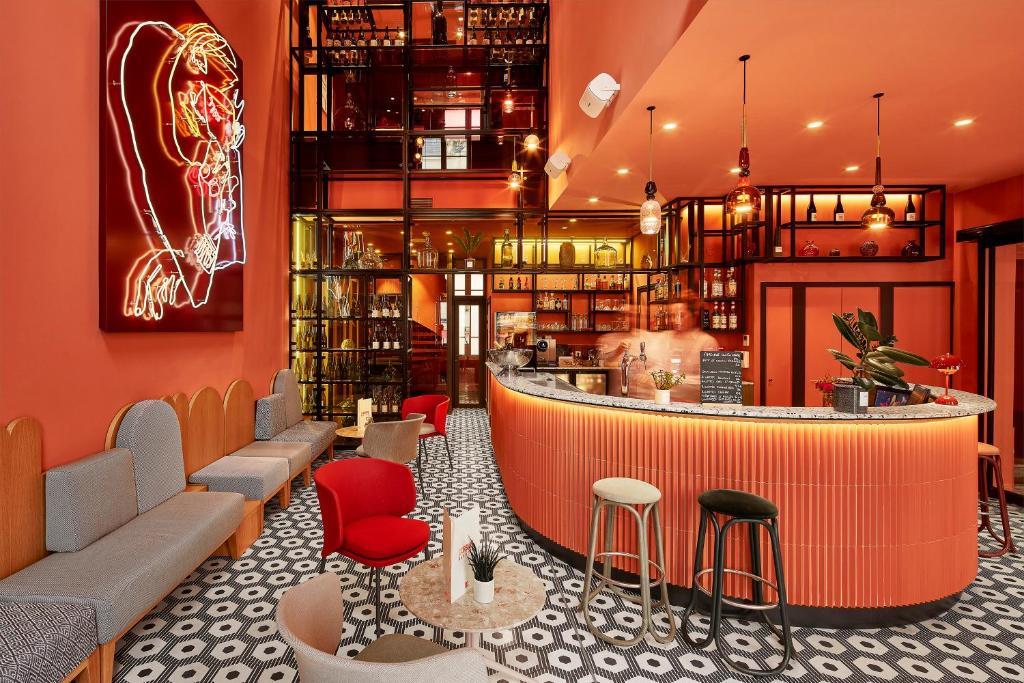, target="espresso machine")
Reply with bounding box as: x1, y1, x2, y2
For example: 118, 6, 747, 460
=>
536, 336, 558, 366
